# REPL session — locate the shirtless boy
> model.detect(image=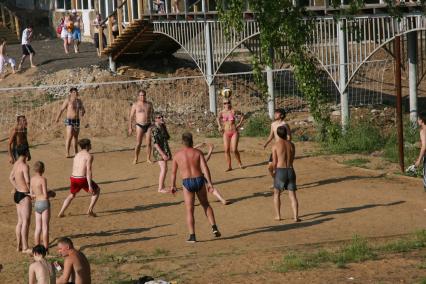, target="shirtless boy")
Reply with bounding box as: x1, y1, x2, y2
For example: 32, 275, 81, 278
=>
56, 237, 91, 284
31, 161, 52, 250
264, 108, 291, 179
272, 126, 300, 222
9, 144, 32, 253
58, 139, 100, 217
128, 90, 153, 164
8, 115, 31, 164
28, 245, 56, 284
71, 9, 83, 53
414, 112, 426, 191
171, 132, 221, 243
56, 87, 86, 158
